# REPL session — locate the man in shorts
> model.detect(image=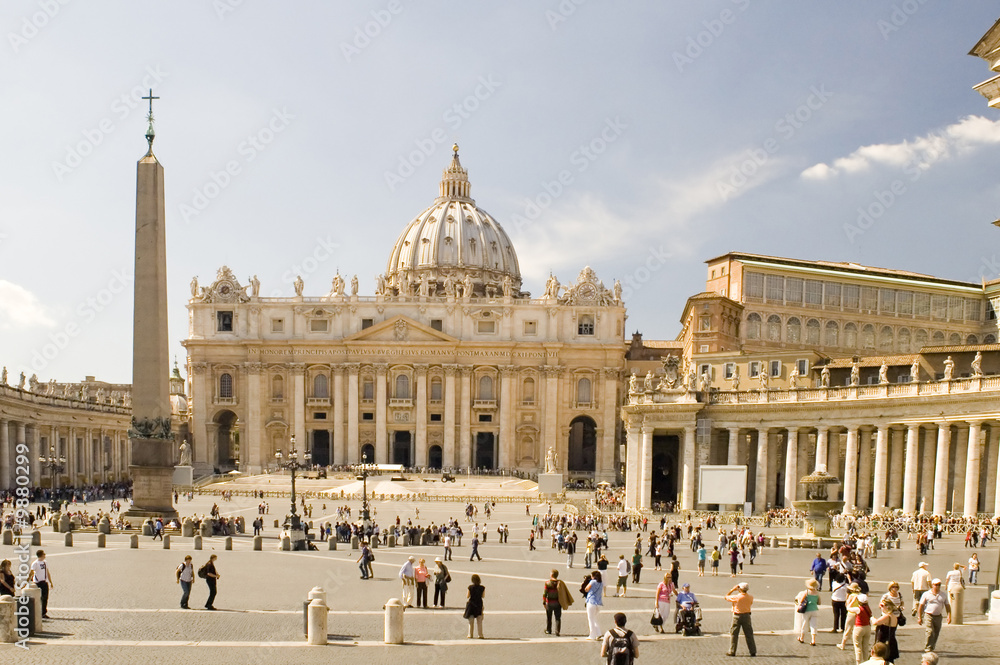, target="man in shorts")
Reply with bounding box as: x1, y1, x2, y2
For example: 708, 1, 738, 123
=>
711, 546, 721, 576
616, 554, 629, 597
697, 544, 707, 576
